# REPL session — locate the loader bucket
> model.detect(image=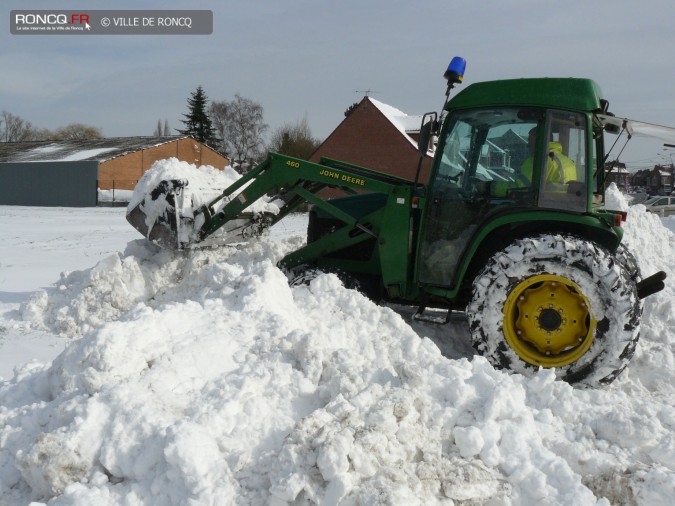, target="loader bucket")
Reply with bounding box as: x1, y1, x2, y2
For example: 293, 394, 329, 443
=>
126, 179, 195, 249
